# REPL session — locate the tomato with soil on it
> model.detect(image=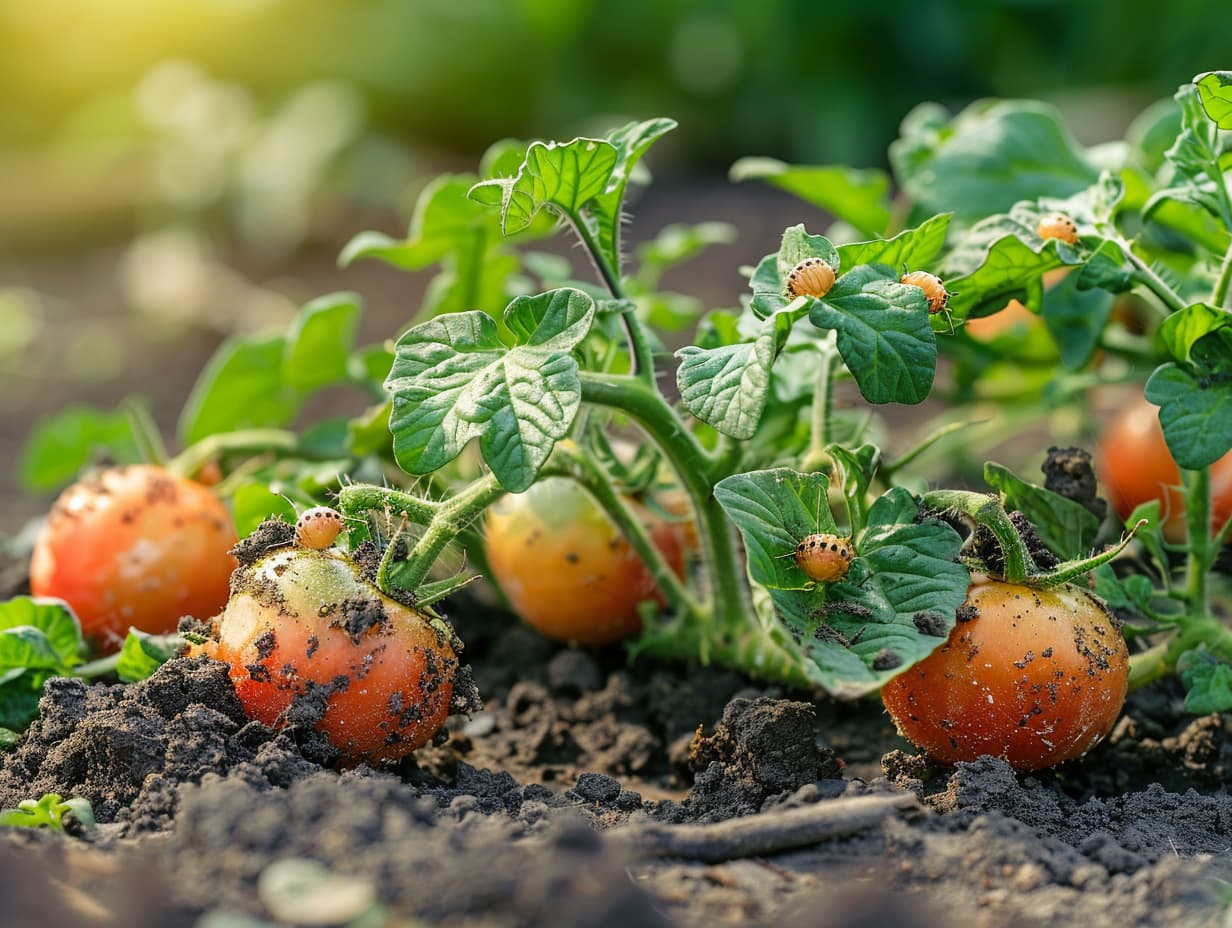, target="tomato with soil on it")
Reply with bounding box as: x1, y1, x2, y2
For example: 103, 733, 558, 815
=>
1098, 394, 1232, 544
483, 477, 689, 646
191, 538, 462, 766
881, 576, 1129, 771
30, 464, 238, 653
